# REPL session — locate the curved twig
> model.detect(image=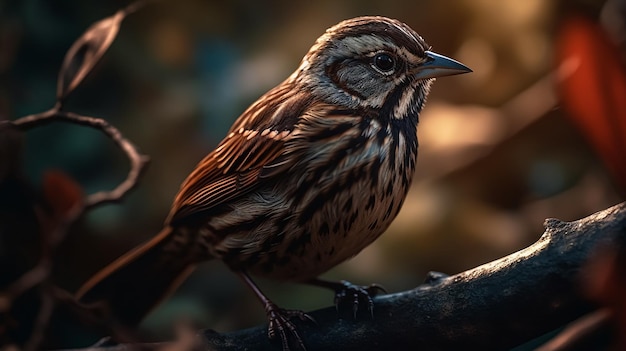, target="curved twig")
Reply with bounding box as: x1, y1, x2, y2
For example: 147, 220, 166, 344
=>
0, 2, 151, 349
12, 107, 150, 209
